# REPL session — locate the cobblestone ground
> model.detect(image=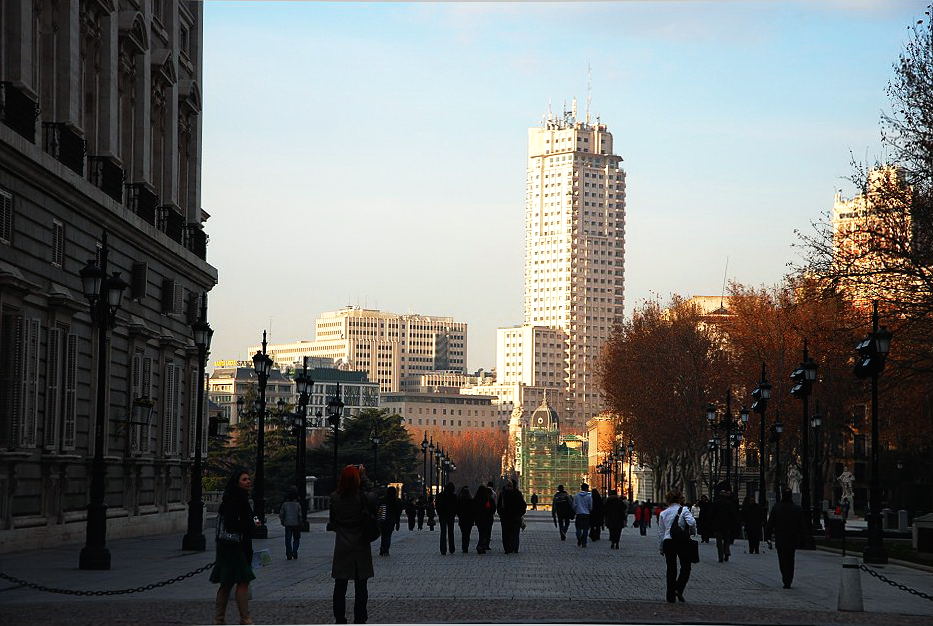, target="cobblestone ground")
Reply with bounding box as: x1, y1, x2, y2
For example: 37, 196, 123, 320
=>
1, 511, 931, 625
